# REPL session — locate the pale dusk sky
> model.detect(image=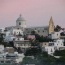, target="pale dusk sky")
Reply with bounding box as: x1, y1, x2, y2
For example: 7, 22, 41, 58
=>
0, 0, 65, 28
